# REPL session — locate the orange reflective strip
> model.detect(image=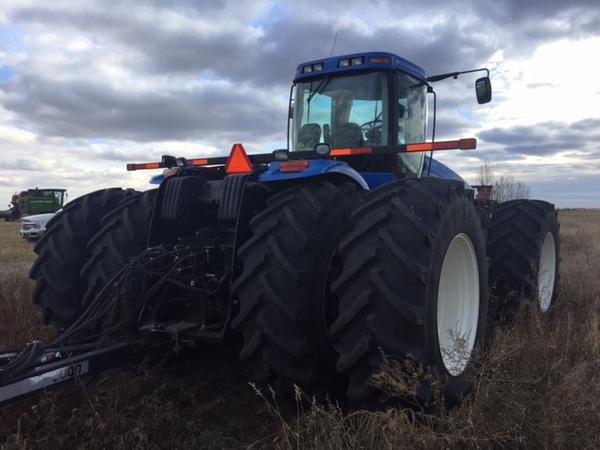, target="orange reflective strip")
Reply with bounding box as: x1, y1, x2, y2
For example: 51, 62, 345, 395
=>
280, 160, 310, 172
330, 147, 373, 156
407, 141, 458, 152
406, 138, 477, 152
188, 159, 209, 166
126, 162, 161, 171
